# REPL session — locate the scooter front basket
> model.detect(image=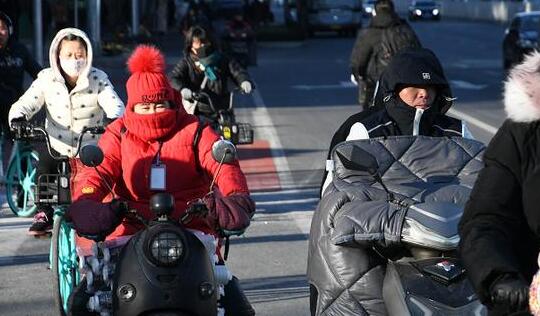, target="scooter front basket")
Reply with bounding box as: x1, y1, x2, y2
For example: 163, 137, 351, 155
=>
219, 122, 254, 145
236, 122, 254, 145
